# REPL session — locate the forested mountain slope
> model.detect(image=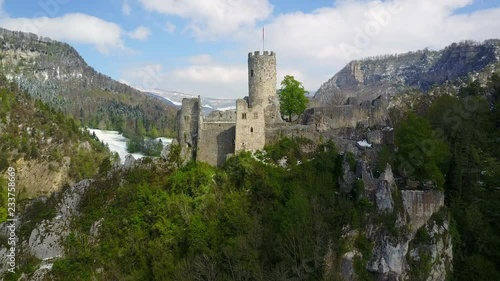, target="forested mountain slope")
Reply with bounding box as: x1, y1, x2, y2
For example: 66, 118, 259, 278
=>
0, 75, 111, 199
0, 28, 177, 137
